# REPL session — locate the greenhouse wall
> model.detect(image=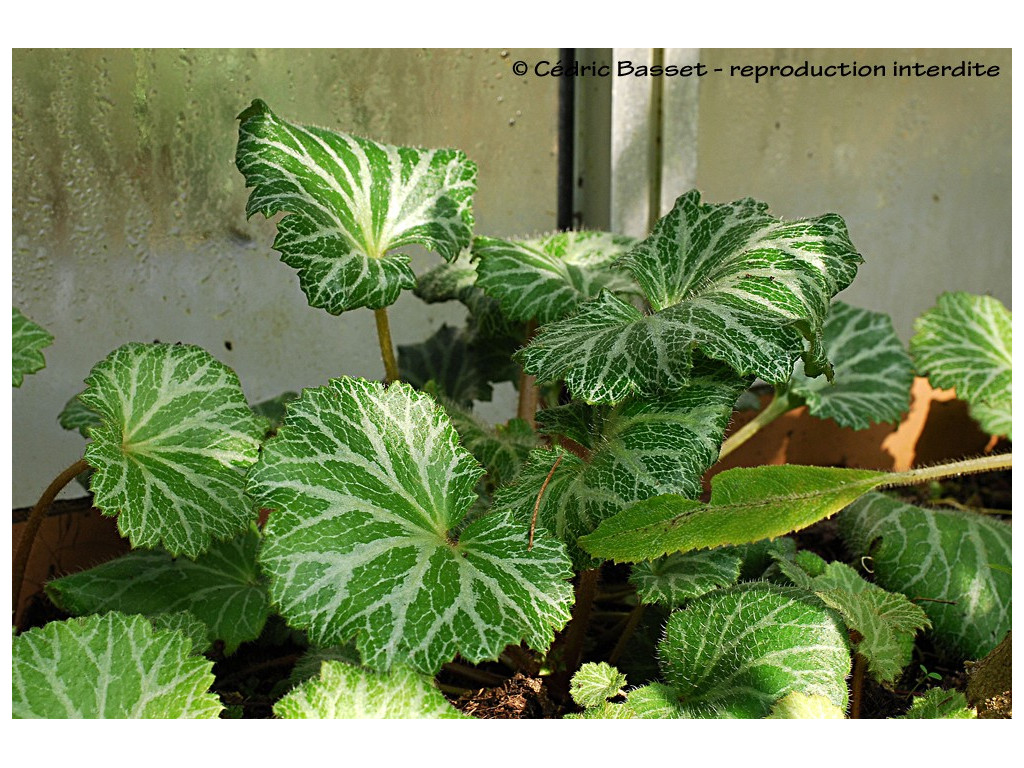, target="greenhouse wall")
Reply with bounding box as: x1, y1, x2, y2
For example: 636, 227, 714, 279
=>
11, 48, 1010, 506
